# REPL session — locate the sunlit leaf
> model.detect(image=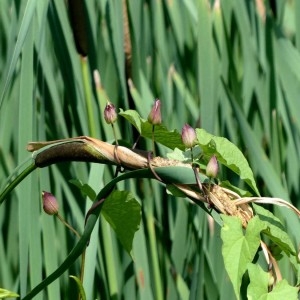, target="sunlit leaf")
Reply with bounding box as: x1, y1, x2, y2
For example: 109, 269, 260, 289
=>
247, 264, 270, 299
247, 265, 298, 300
119, 109, 185, 150
0, 288, 19, 299
221, 215, 266, 299
196, 128, 260, 195
253, 204, 297, 266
